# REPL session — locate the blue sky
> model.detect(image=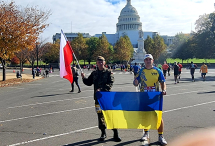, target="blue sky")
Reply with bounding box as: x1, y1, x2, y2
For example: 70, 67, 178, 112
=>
106, 0, 120, 5
13, 0, 215, 43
